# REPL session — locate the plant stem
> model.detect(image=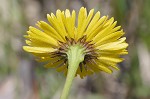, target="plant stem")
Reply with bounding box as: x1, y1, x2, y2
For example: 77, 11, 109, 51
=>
60, 45, 85, 99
